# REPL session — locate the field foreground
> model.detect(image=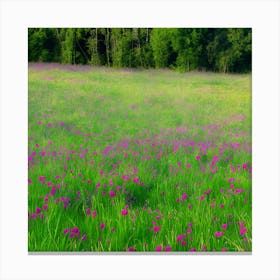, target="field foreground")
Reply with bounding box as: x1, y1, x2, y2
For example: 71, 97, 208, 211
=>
28, 63, 252, 252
